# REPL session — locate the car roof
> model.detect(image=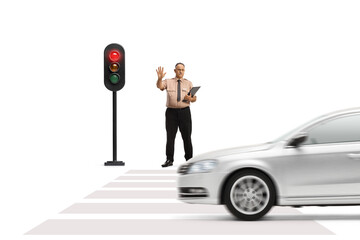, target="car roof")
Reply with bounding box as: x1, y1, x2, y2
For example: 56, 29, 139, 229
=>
321, 107, 360, 119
